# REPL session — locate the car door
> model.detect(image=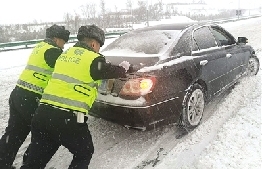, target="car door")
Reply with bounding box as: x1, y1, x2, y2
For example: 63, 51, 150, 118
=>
224, 44, 249, 84
210, 26, 248, 85
192, 26, 228, 97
